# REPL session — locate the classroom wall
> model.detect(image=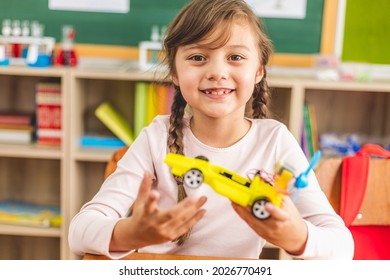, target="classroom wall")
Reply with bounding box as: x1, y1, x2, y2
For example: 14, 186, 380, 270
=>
342, 0, 390, 64
0, 0, 325, 55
